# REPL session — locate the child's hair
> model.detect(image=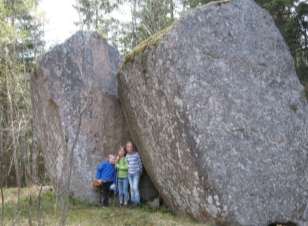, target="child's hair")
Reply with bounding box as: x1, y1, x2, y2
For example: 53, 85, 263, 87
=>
119, 146, 127, 156
126, 141, 137, 152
